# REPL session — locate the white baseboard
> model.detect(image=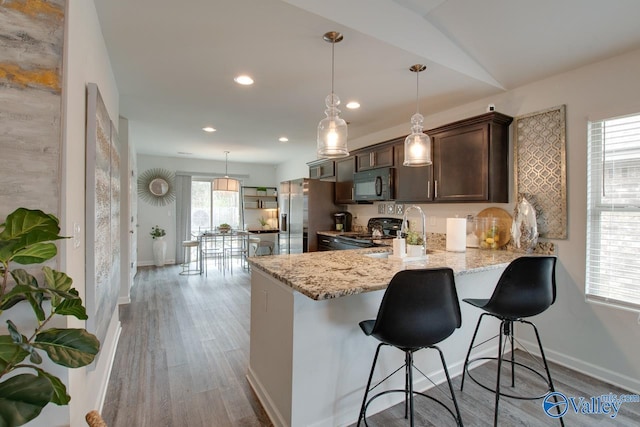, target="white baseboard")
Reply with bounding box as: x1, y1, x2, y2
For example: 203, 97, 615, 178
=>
95, 321, 122, 413
137, 259, 176, 267
246, 368, 288, 427
517, 338, 640, 395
